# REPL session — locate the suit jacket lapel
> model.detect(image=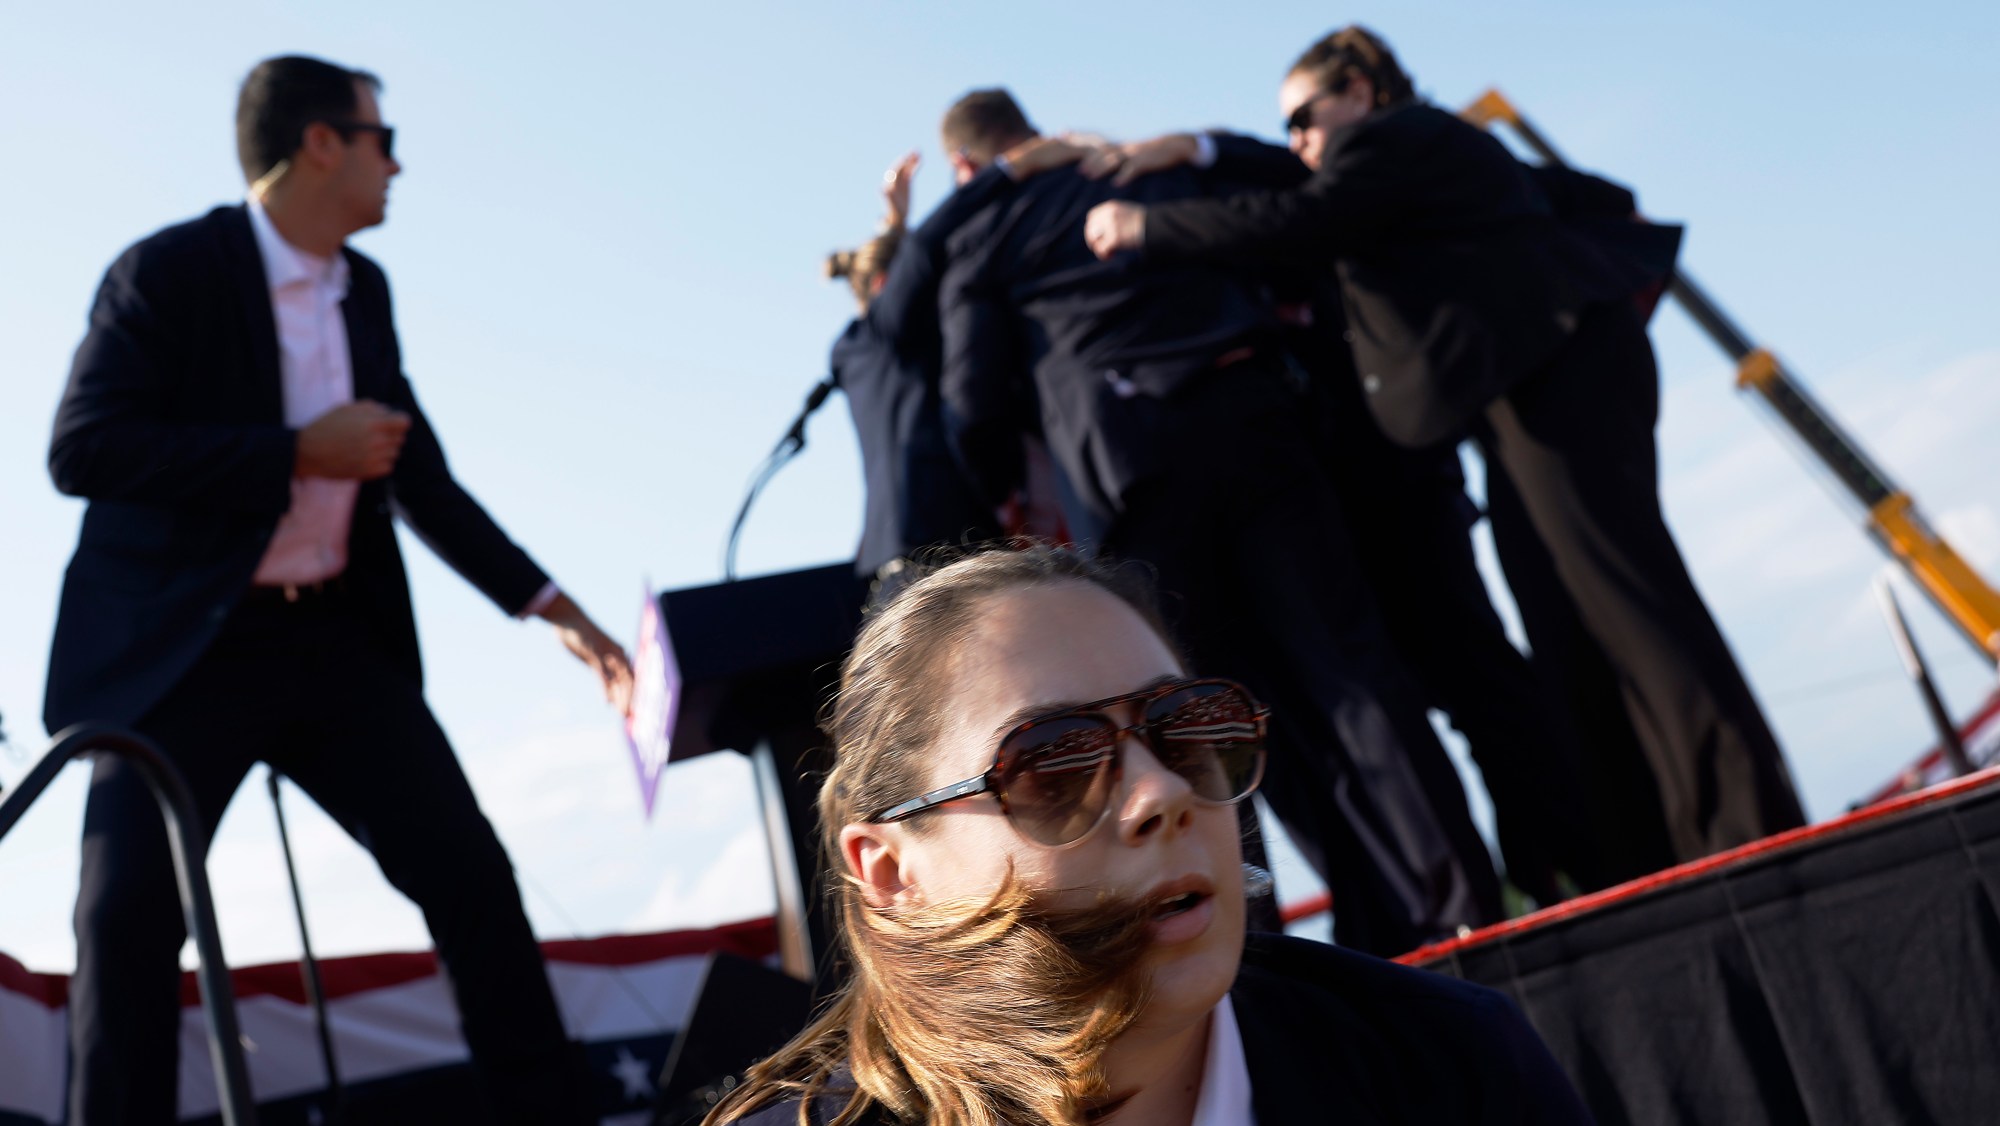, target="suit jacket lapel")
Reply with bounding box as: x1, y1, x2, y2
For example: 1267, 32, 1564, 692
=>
338, 252, 388, 401
1232, 968, 1398, 1126
220, 205, 285, 423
